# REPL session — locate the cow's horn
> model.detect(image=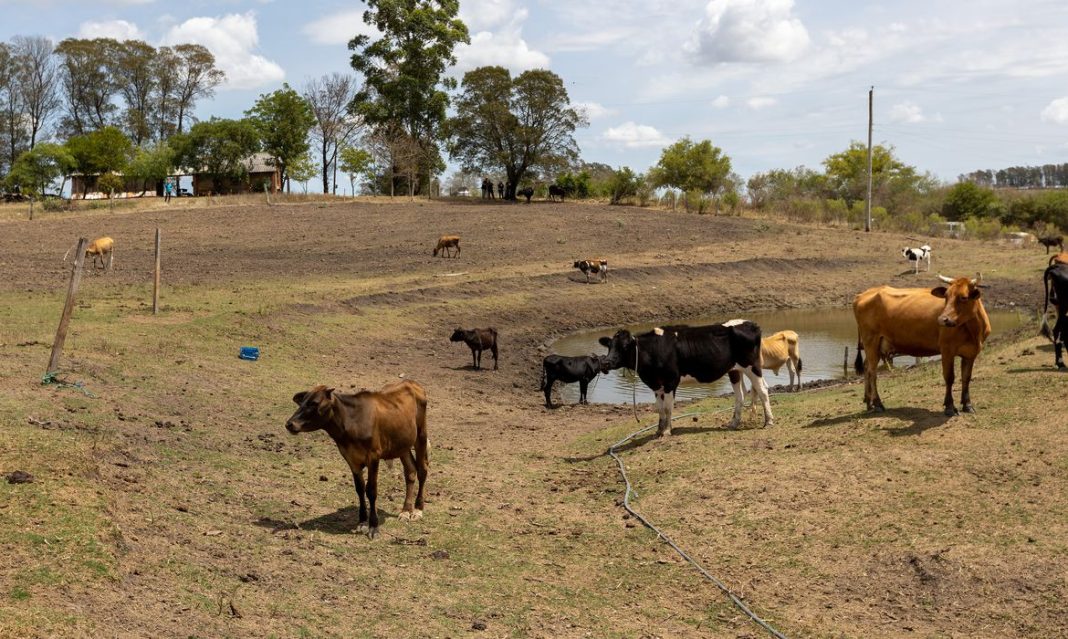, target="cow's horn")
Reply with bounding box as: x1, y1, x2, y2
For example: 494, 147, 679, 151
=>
971, 272, 982, 286
937, 274, 954, 284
